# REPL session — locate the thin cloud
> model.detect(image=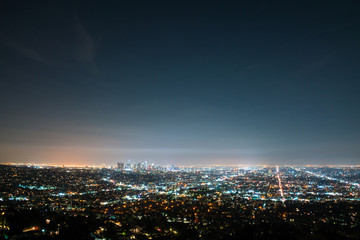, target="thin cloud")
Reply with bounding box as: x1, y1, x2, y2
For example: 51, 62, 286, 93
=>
293, 55, 335, 77
302, 22, 360, 40
7, 41, 49, 65
73, 15, 98, 73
